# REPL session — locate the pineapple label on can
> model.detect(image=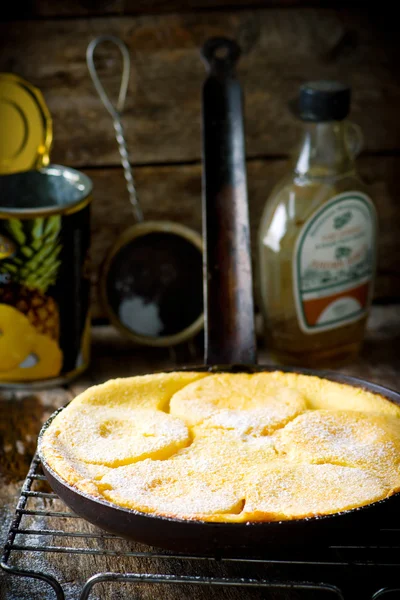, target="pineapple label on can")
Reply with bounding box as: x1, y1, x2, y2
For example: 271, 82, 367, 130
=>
0, 200, 91, 384
293, 191, 377, 334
